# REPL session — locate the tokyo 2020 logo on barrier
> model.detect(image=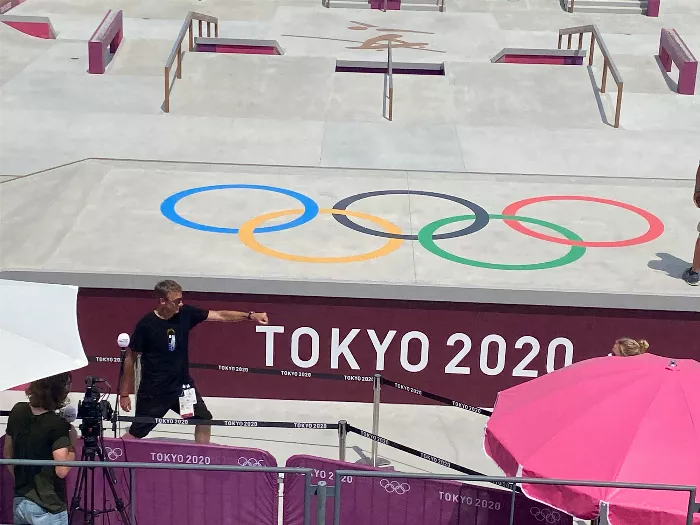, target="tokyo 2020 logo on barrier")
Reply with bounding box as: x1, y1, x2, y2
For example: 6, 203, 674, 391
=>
161, 186, 664, 271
